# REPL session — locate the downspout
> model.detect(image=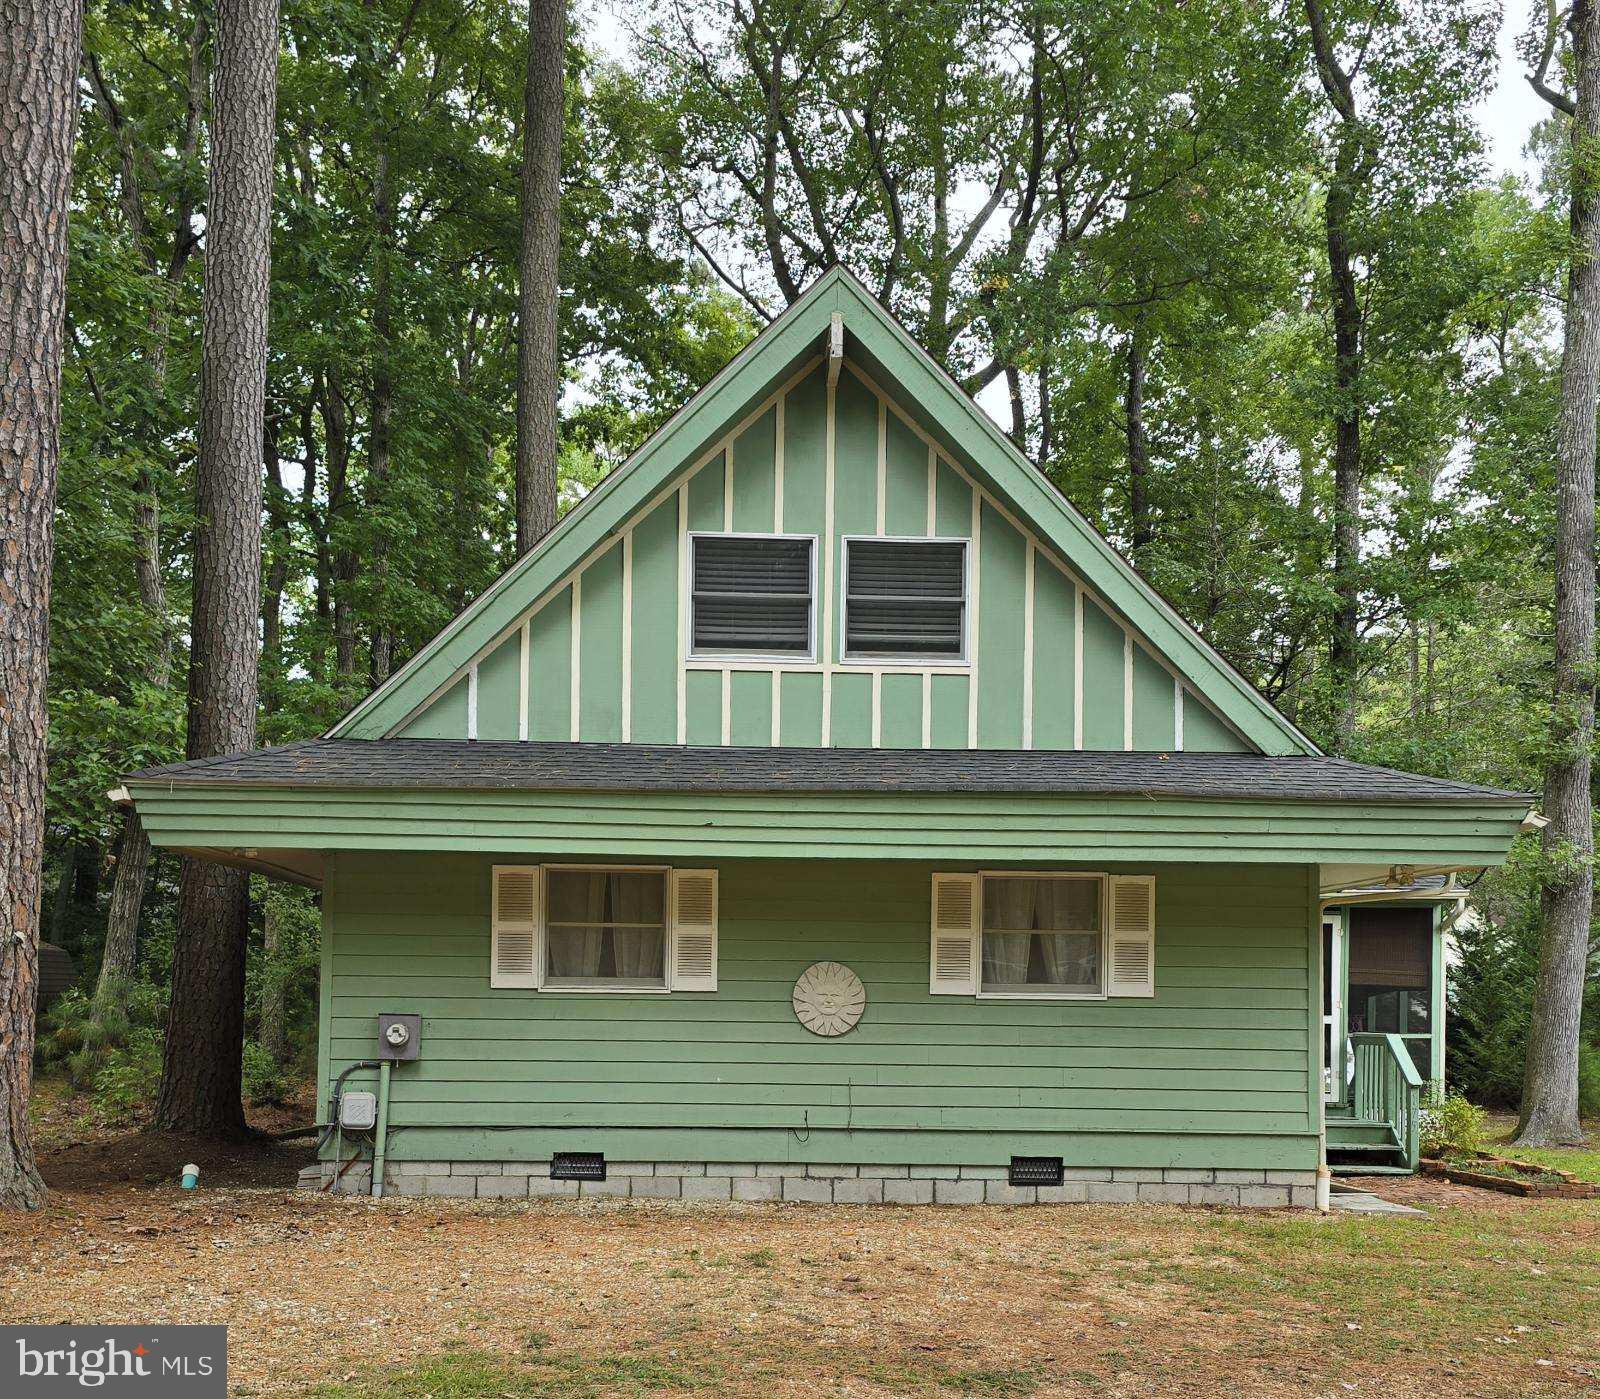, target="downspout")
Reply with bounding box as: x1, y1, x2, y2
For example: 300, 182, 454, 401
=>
371, 1060, 393, 1199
